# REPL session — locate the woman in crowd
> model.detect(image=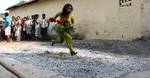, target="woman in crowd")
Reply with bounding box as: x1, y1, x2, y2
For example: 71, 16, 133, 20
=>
12, 16, 17, 41
21, 17, 27, 40
15, 16, 22, 42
